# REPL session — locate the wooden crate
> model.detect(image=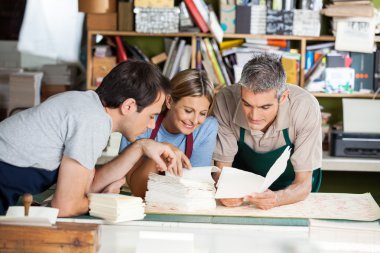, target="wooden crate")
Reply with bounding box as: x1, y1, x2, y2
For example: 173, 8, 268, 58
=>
0, 222, 100, 253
